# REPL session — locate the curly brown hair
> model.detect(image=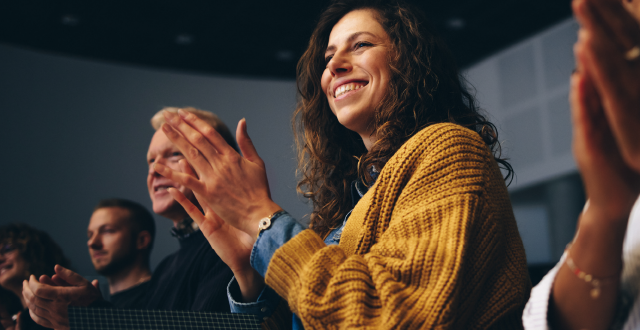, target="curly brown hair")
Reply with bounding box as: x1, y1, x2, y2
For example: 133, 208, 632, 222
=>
0, 223, 71, 279
294, 0, 512, 236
